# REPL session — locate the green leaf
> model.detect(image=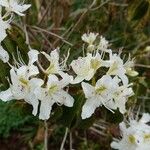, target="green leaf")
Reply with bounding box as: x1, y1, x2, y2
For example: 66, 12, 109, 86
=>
58, 94, 85, 128
132, 0, 149, 20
